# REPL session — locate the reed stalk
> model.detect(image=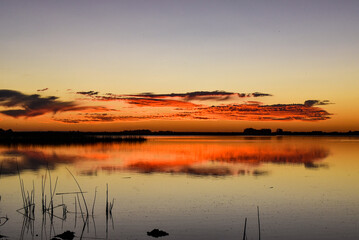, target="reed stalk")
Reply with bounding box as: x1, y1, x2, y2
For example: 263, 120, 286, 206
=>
242, 217, 247, 240
257, 206, 261, 240
92, 187, 97, 216
106, 184, 114, 216
66, 168, 89, 217
106, 184, 108, 217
